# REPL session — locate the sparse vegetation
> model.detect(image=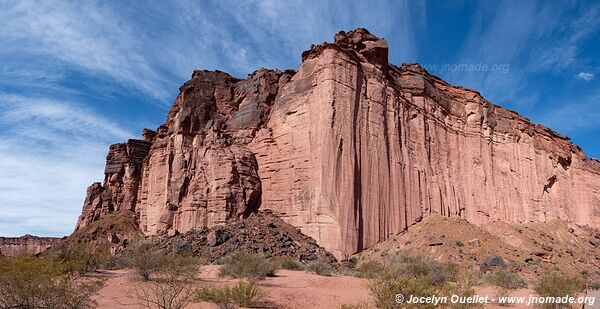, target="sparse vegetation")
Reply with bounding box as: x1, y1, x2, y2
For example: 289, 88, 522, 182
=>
196, 281, 265, 308
124, 238, 170, 280
356, 260, 384, 279
271, 255, 304, 270
0, 256, 103, 309
46, 242, 103, 274
534, 272, 585, 308
485, 269, 526, 306
134, 265, 197, 309
305, 257, 336, 276
485, 269, 527, 289
383, 251, 460, 286
123, 238, 201, 281
218, 251, 277, 281
131, 247, 202, 309
367, 251, 478, 309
